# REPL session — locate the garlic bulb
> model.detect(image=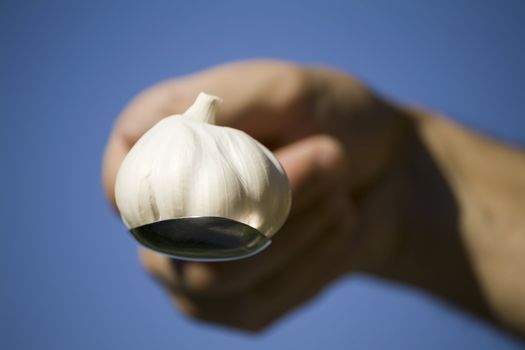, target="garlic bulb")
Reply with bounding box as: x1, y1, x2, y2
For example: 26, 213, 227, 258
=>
115, 92, 291, 237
